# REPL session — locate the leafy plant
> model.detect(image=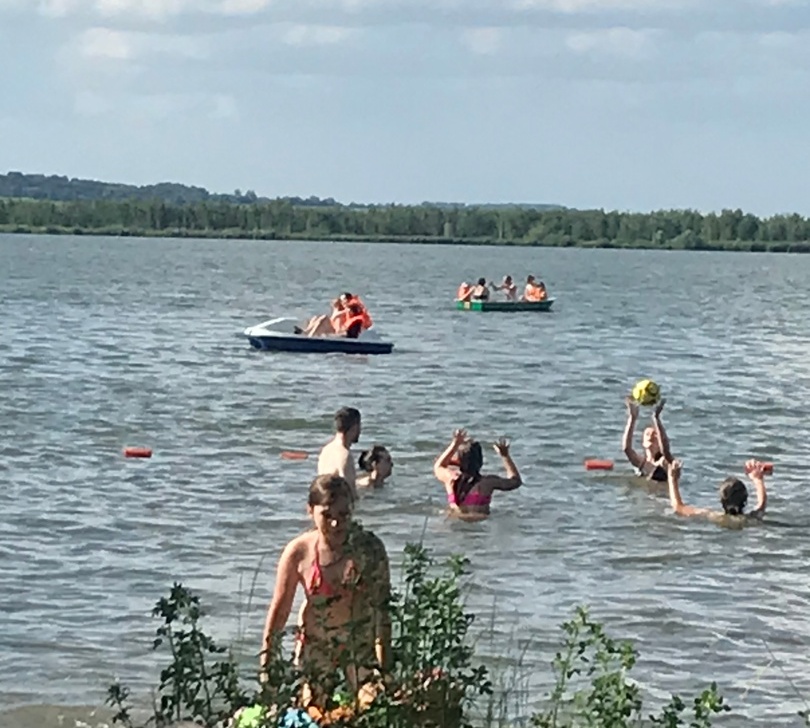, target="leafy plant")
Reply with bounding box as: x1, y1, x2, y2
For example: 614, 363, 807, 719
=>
531, 606, 730, 728
107, 547, 735, 728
